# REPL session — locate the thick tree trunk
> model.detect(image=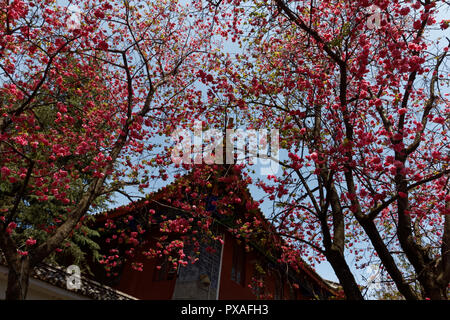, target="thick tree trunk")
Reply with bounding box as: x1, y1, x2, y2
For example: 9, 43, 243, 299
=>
5, 256, 31, 300
395, 169, 448, 300
437, 204, 450, 299
357, 218, 419, 300
321, 179, 364, 300
325, 248, 364, 300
